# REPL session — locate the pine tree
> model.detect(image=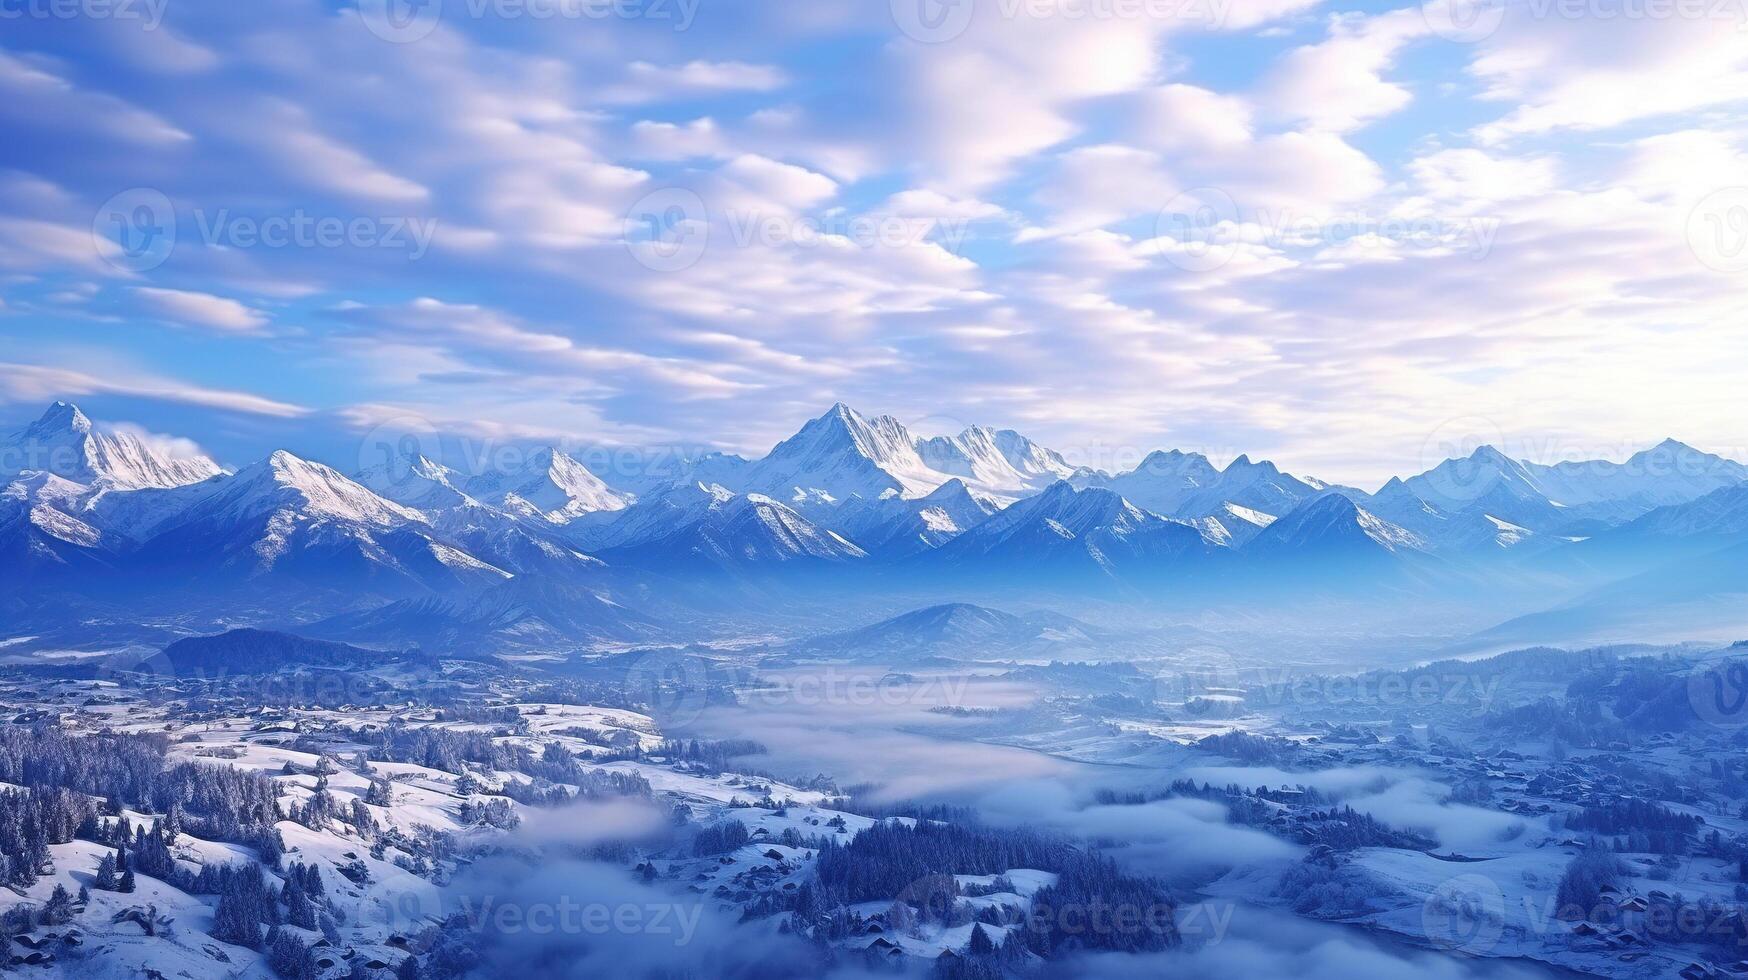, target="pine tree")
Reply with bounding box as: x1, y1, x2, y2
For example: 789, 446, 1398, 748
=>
267, 928, 309, 978
118, 868, 136, 893
94, 852, 118, 891
968, 923, 995, 956
41, 884, 72, 925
